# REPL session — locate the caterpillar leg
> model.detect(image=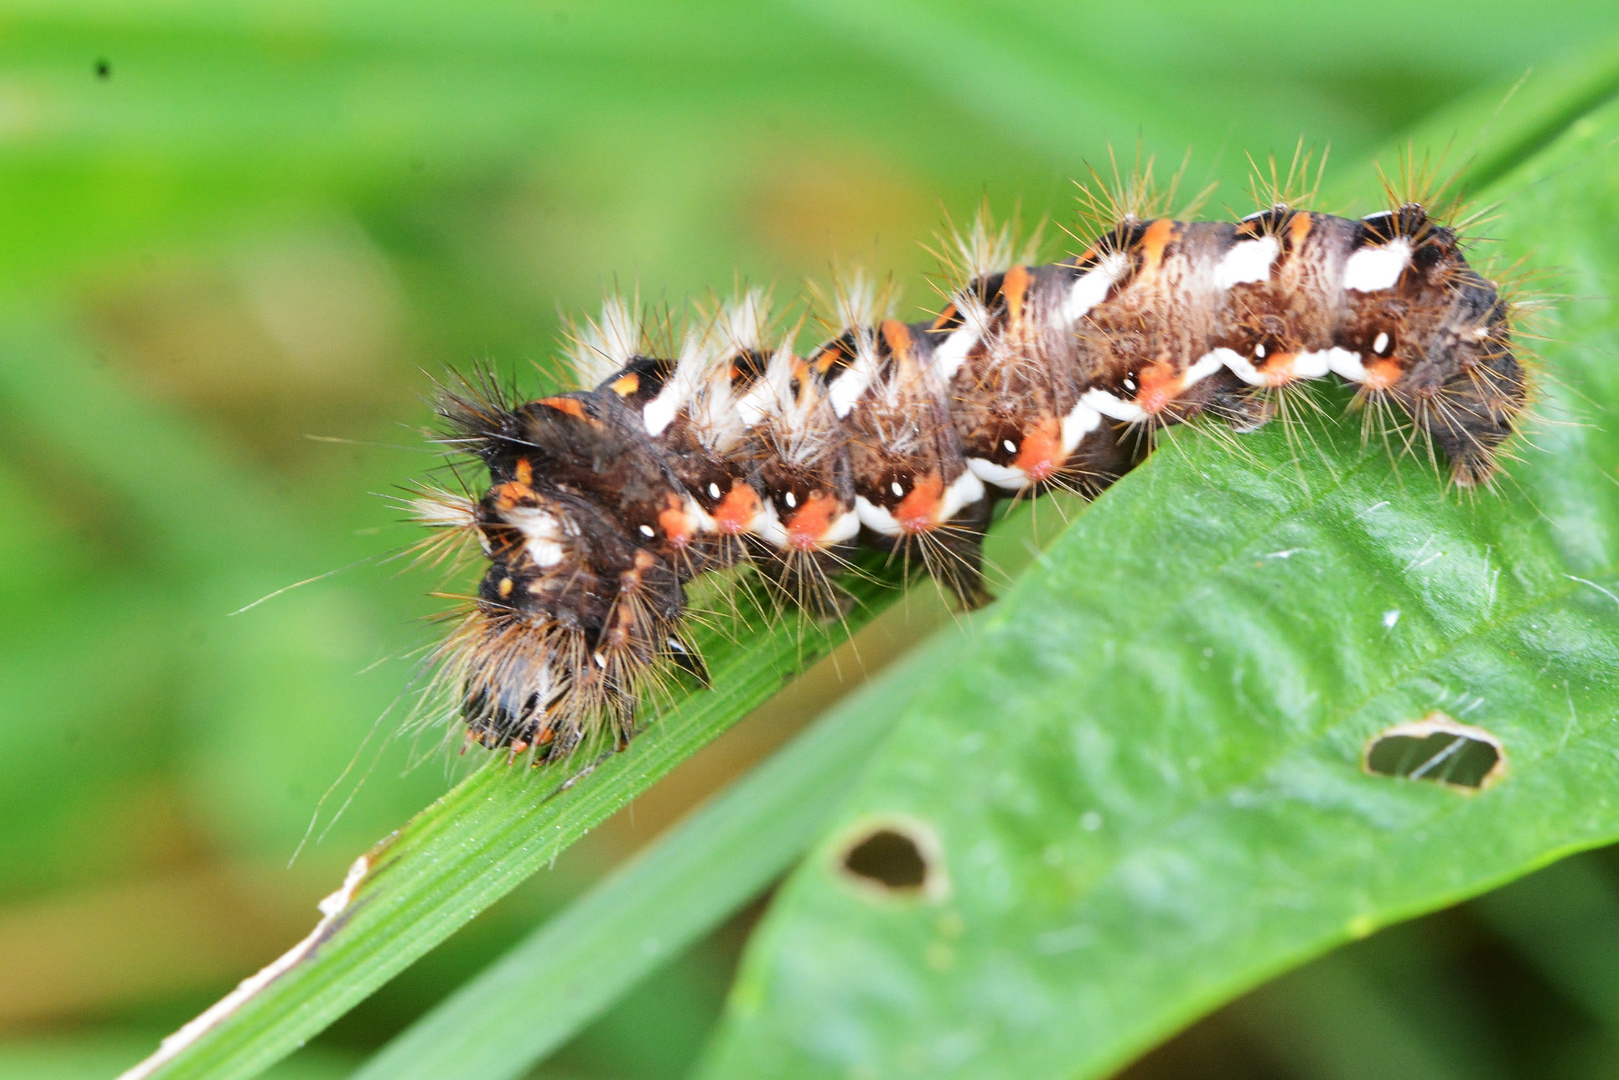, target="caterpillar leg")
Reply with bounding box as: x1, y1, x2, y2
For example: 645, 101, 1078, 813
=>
752, 543, 857, 620
922, 494, 995, 609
